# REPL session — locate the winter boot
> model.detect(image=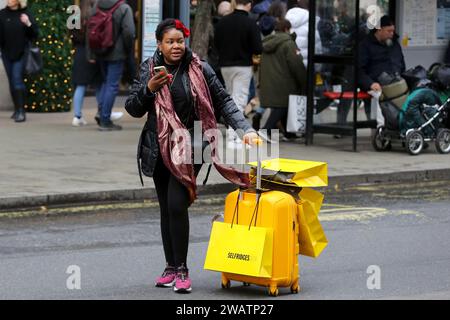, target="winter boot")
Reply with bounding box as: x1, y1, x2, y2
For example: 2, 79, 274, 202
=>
10, 90, 19, 120
13, 90, 26, 123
